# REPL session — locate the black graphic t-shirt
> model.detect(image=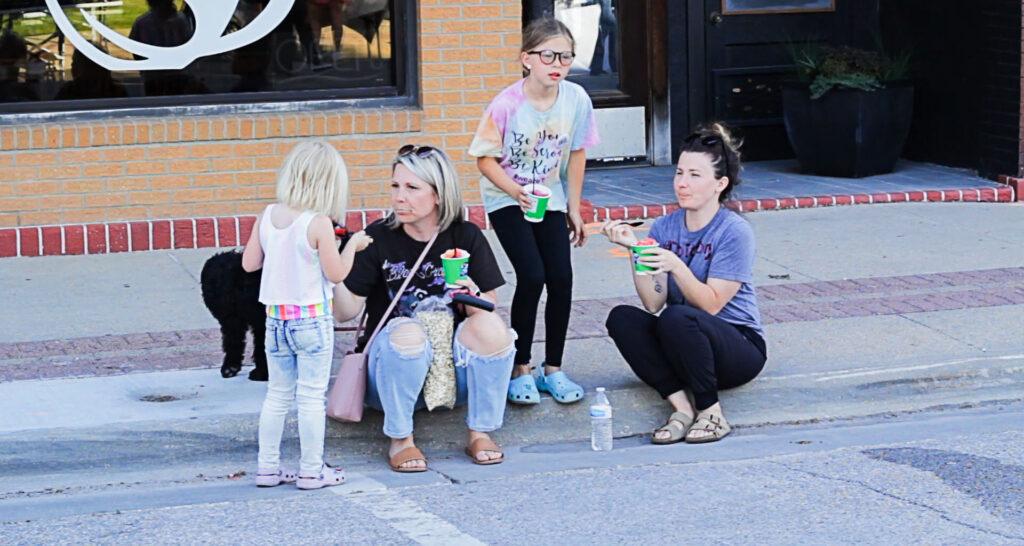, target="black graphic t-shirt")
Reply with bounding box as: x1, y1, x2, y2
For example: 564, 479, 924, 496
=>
344, 219, 505, 351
